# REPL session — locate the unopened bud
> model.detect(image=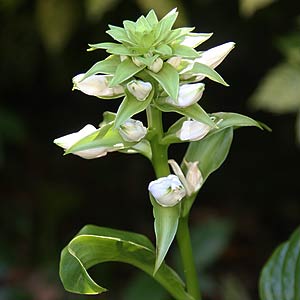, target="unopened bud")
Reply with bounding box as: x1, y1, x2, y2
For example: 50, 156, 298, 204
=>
127, 80, 152, 101
148, 175, 186, 207
72, 74, 124, 99
165, 83, 205, 108
119, 119, 147, 142
176, 120, 211, 141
